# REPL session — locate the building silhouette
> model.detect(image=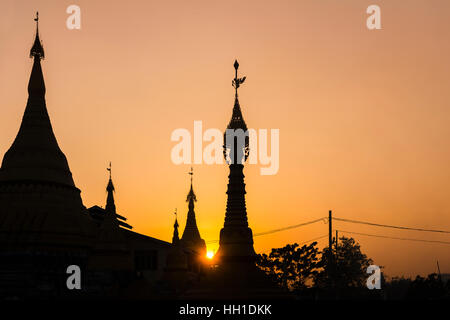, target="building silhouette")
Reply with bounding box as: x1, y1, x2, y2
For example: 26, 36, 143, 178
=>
0, 13, 174, 299
0, 14, 283, 300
